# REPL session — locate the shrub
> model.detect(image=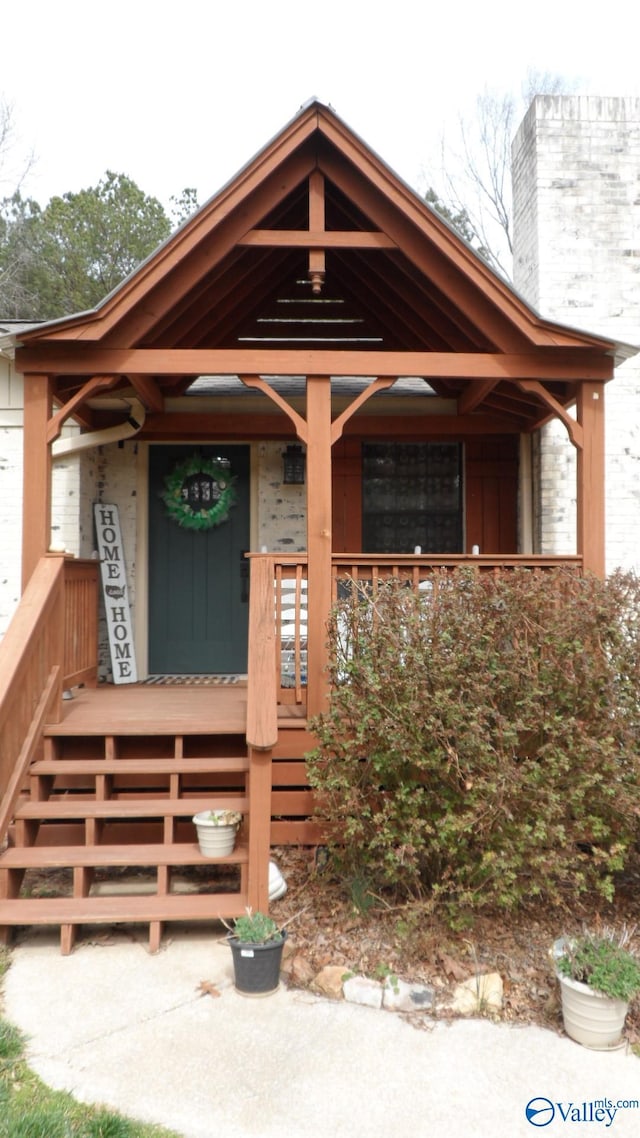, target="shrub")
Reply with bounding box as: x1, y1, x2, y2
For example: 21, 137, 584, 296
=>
306, 568, 640, 918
